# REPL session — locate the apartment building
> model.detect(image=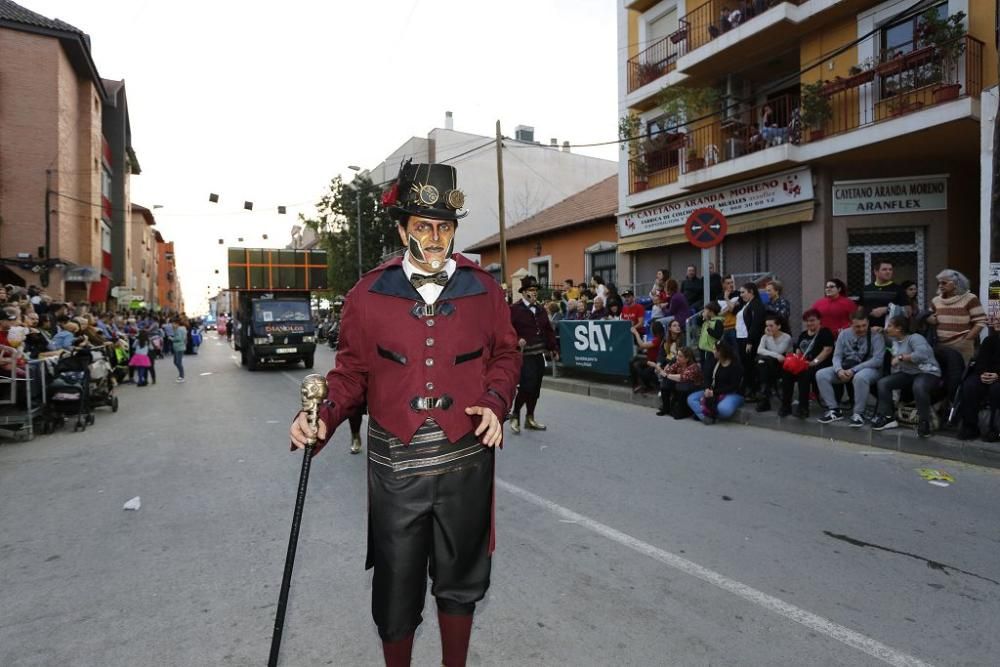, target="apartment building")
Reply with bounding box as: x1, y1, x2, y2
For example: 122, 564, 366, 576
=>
0, 1, 140, 304
127, 204, 158, 308
156, 234, 182, 313
617, 0, 998, 313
